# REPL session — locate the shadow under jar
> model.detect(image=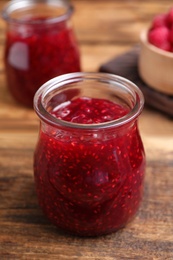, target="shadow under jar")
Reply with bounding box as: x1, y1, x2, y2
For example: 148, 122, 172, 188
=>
2, 0, 81, 107
33, 72, 146, 237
